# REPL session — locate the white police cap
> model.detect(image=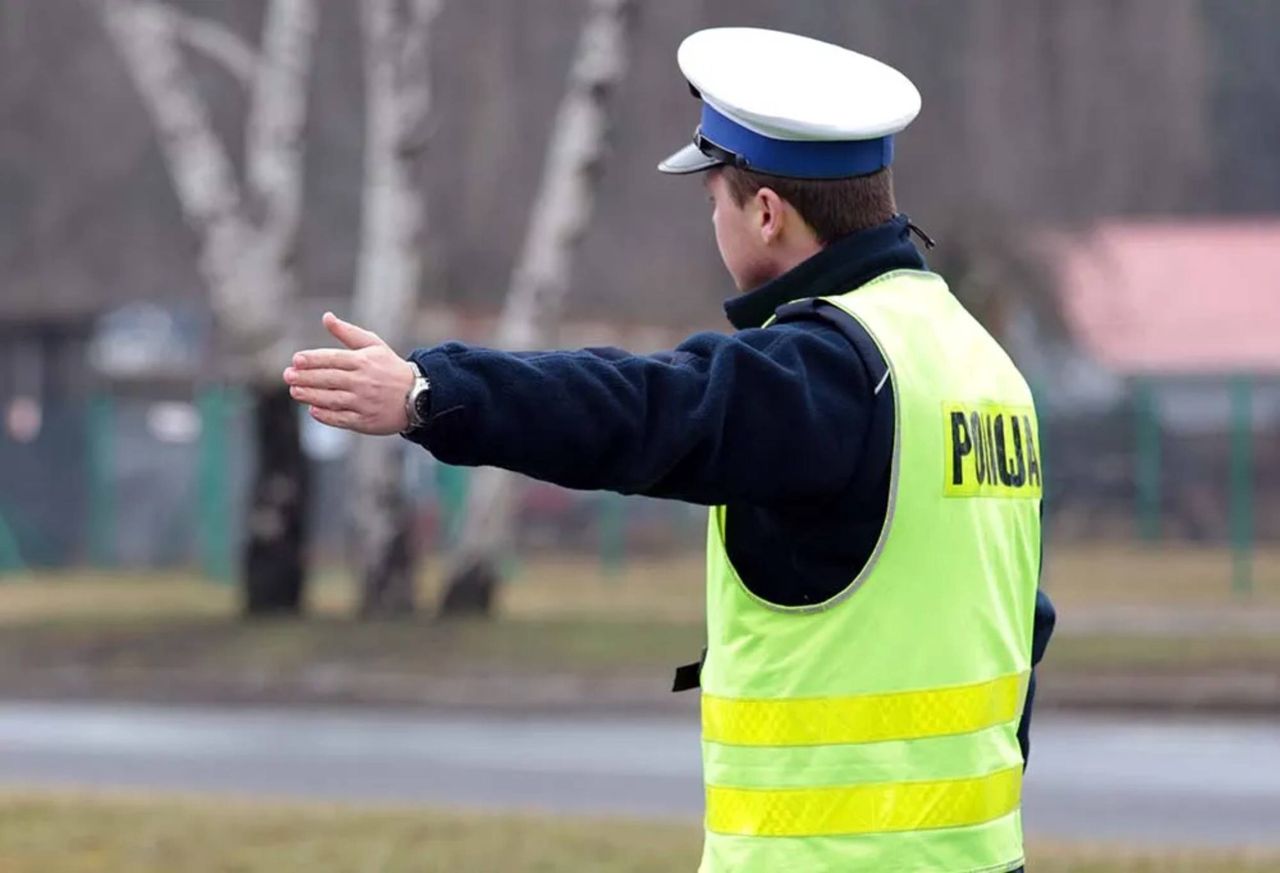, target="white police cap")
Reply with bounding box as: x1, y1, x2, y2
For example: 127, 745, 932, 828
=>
659, 28, 921, 179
